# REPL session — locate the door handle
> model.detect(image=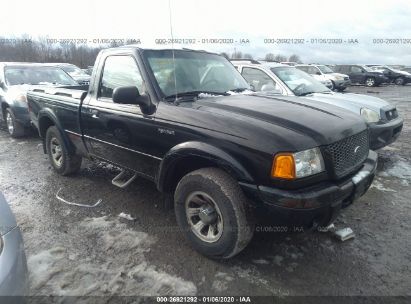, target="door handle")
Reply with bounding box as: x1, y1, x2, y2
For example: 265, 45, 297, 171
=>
90, 109, 99, 118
